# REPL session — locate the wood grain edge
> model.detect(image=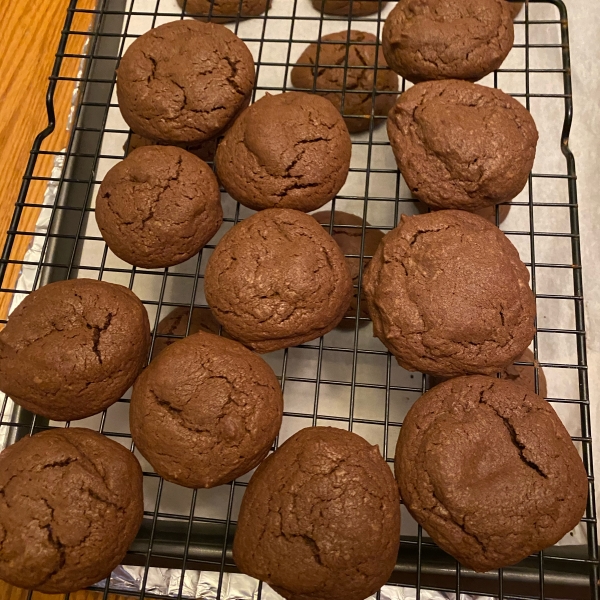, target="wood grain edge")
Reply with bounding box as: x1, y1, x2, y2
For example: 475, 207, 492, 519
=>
0, 580, 132, 600
0, 0, 98, 321
0, 0, 123, 595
